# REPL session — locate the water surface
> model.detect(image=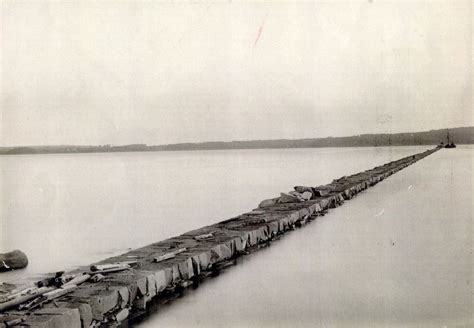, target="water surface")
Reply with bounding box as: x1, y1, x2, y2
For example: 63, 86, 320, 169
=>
1, 146, 472, 327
